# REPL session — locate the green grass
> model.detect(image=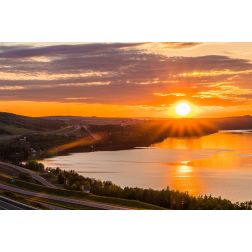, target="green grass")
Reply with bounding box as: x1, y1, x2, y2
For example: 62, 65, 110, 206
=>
0, 174, 12, 183
0, 189, 94, 210
33, 199, 99, 210
10, 180, 166, 210
0, 190, 44, 209
0, 122, 33, 135
0, 134, 18, 141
